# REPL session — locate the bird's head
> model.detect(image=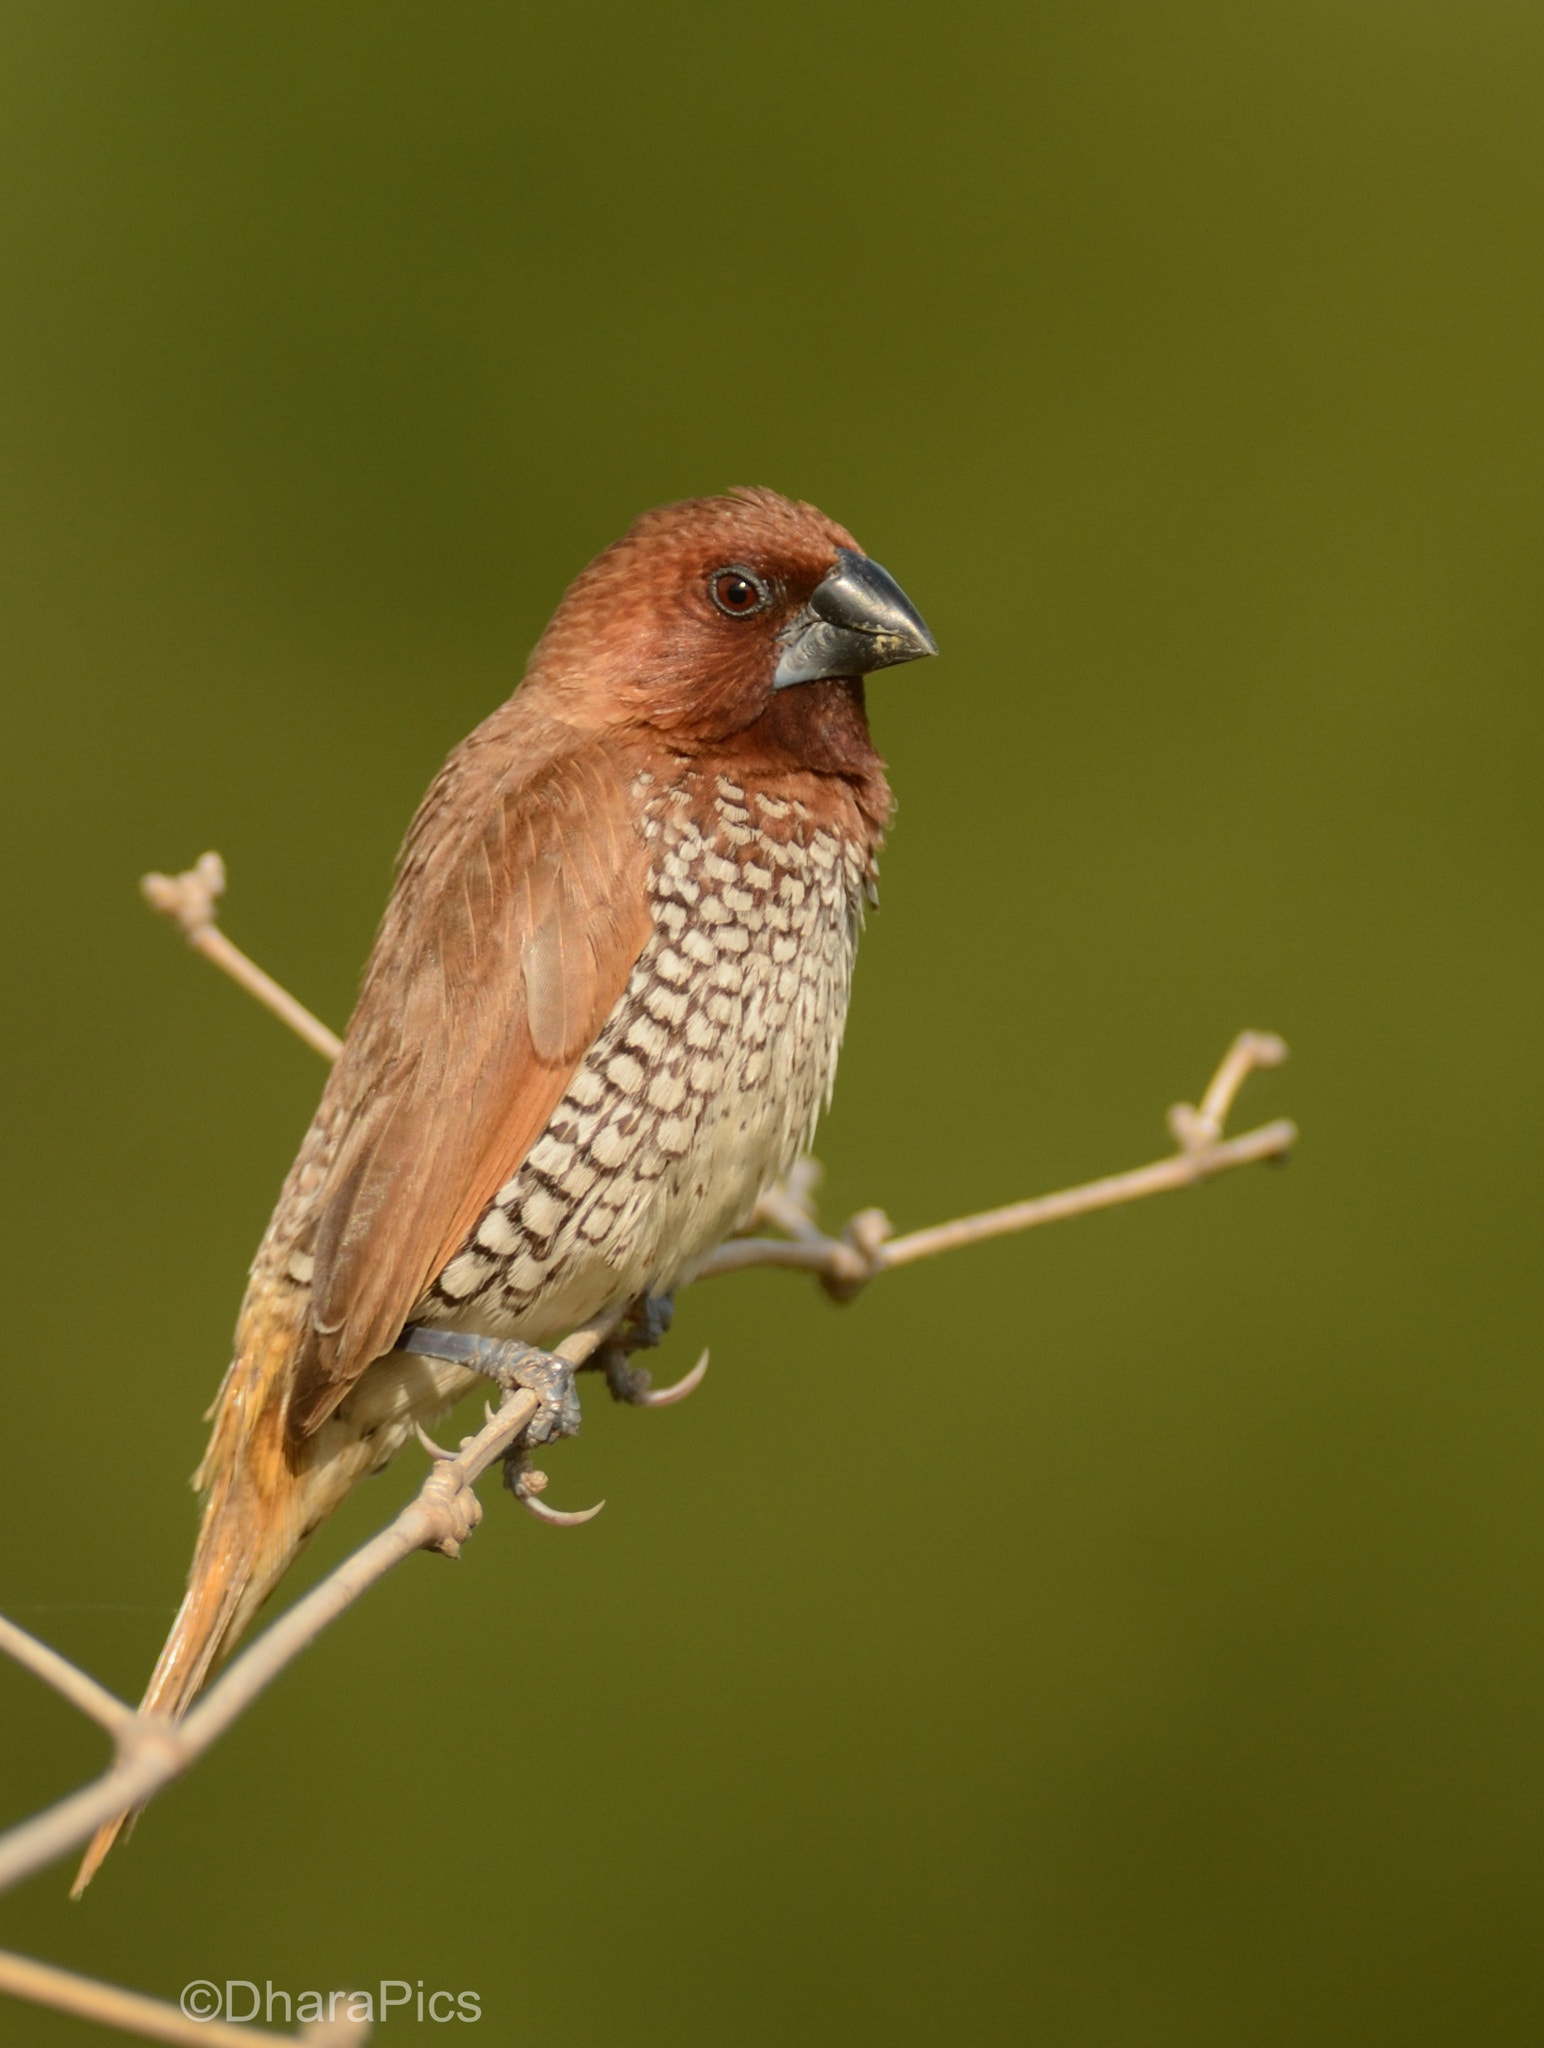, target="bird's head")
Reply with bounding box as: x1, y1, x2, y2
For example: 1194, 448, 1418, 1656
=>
526, 488, 936, 779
